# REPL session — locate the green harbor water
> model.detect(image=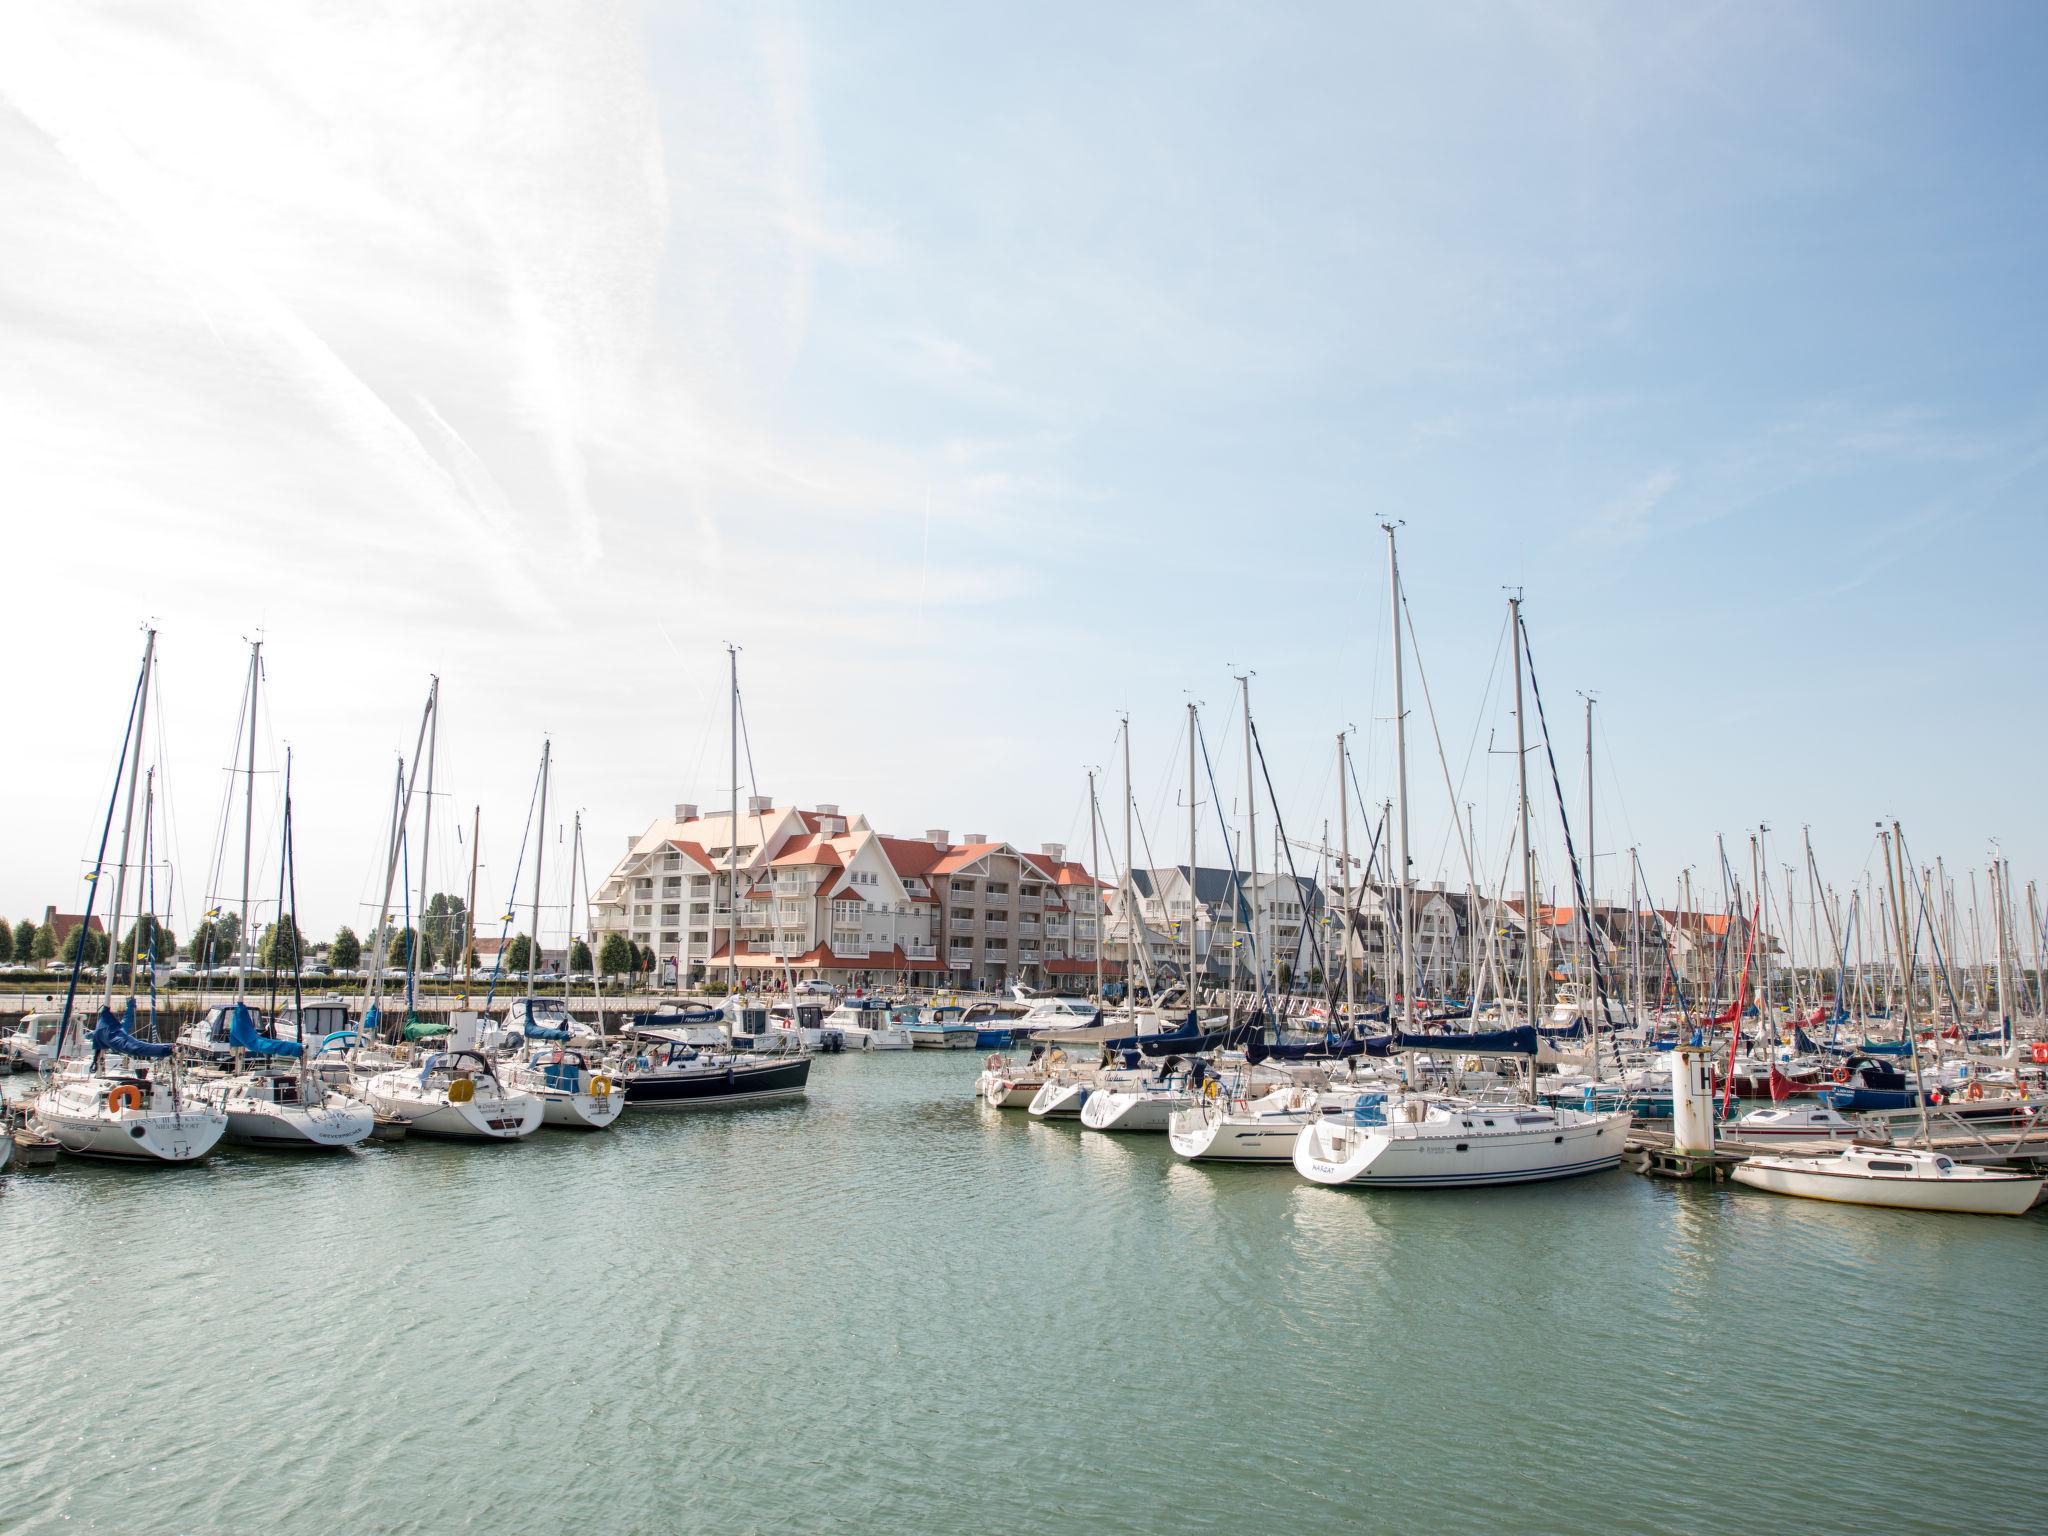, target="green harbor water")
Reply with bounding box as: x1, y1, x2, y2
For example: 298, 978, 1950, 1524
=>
3, 1050, 2043, 1535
